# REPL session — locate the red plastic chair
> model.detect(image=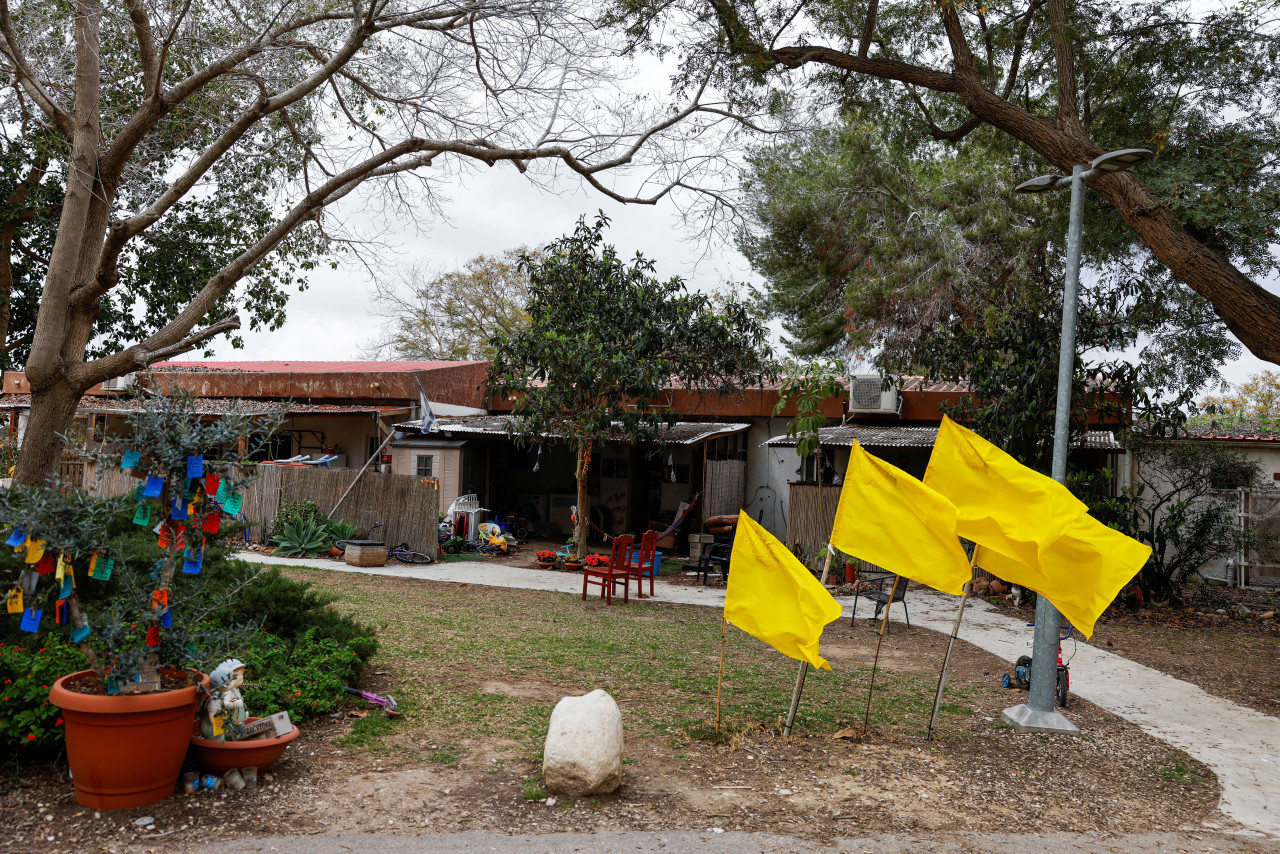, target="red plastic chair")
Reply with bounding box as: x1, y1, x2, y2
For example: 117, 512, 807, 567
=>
626, 530, 658, 598
582, 535, 632, 605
